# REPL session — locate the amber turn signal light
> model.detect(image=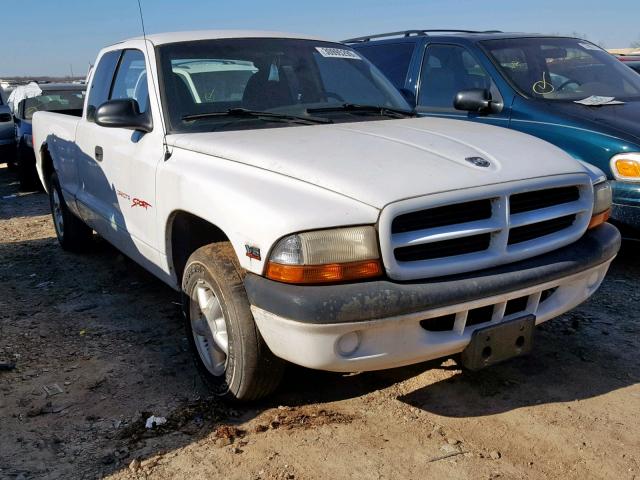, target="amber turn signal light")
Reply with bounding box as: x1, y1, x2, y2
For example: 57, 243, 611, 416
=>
588, 209, 611, 229
266, 259, 383, 284
614, 159, 640, 179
